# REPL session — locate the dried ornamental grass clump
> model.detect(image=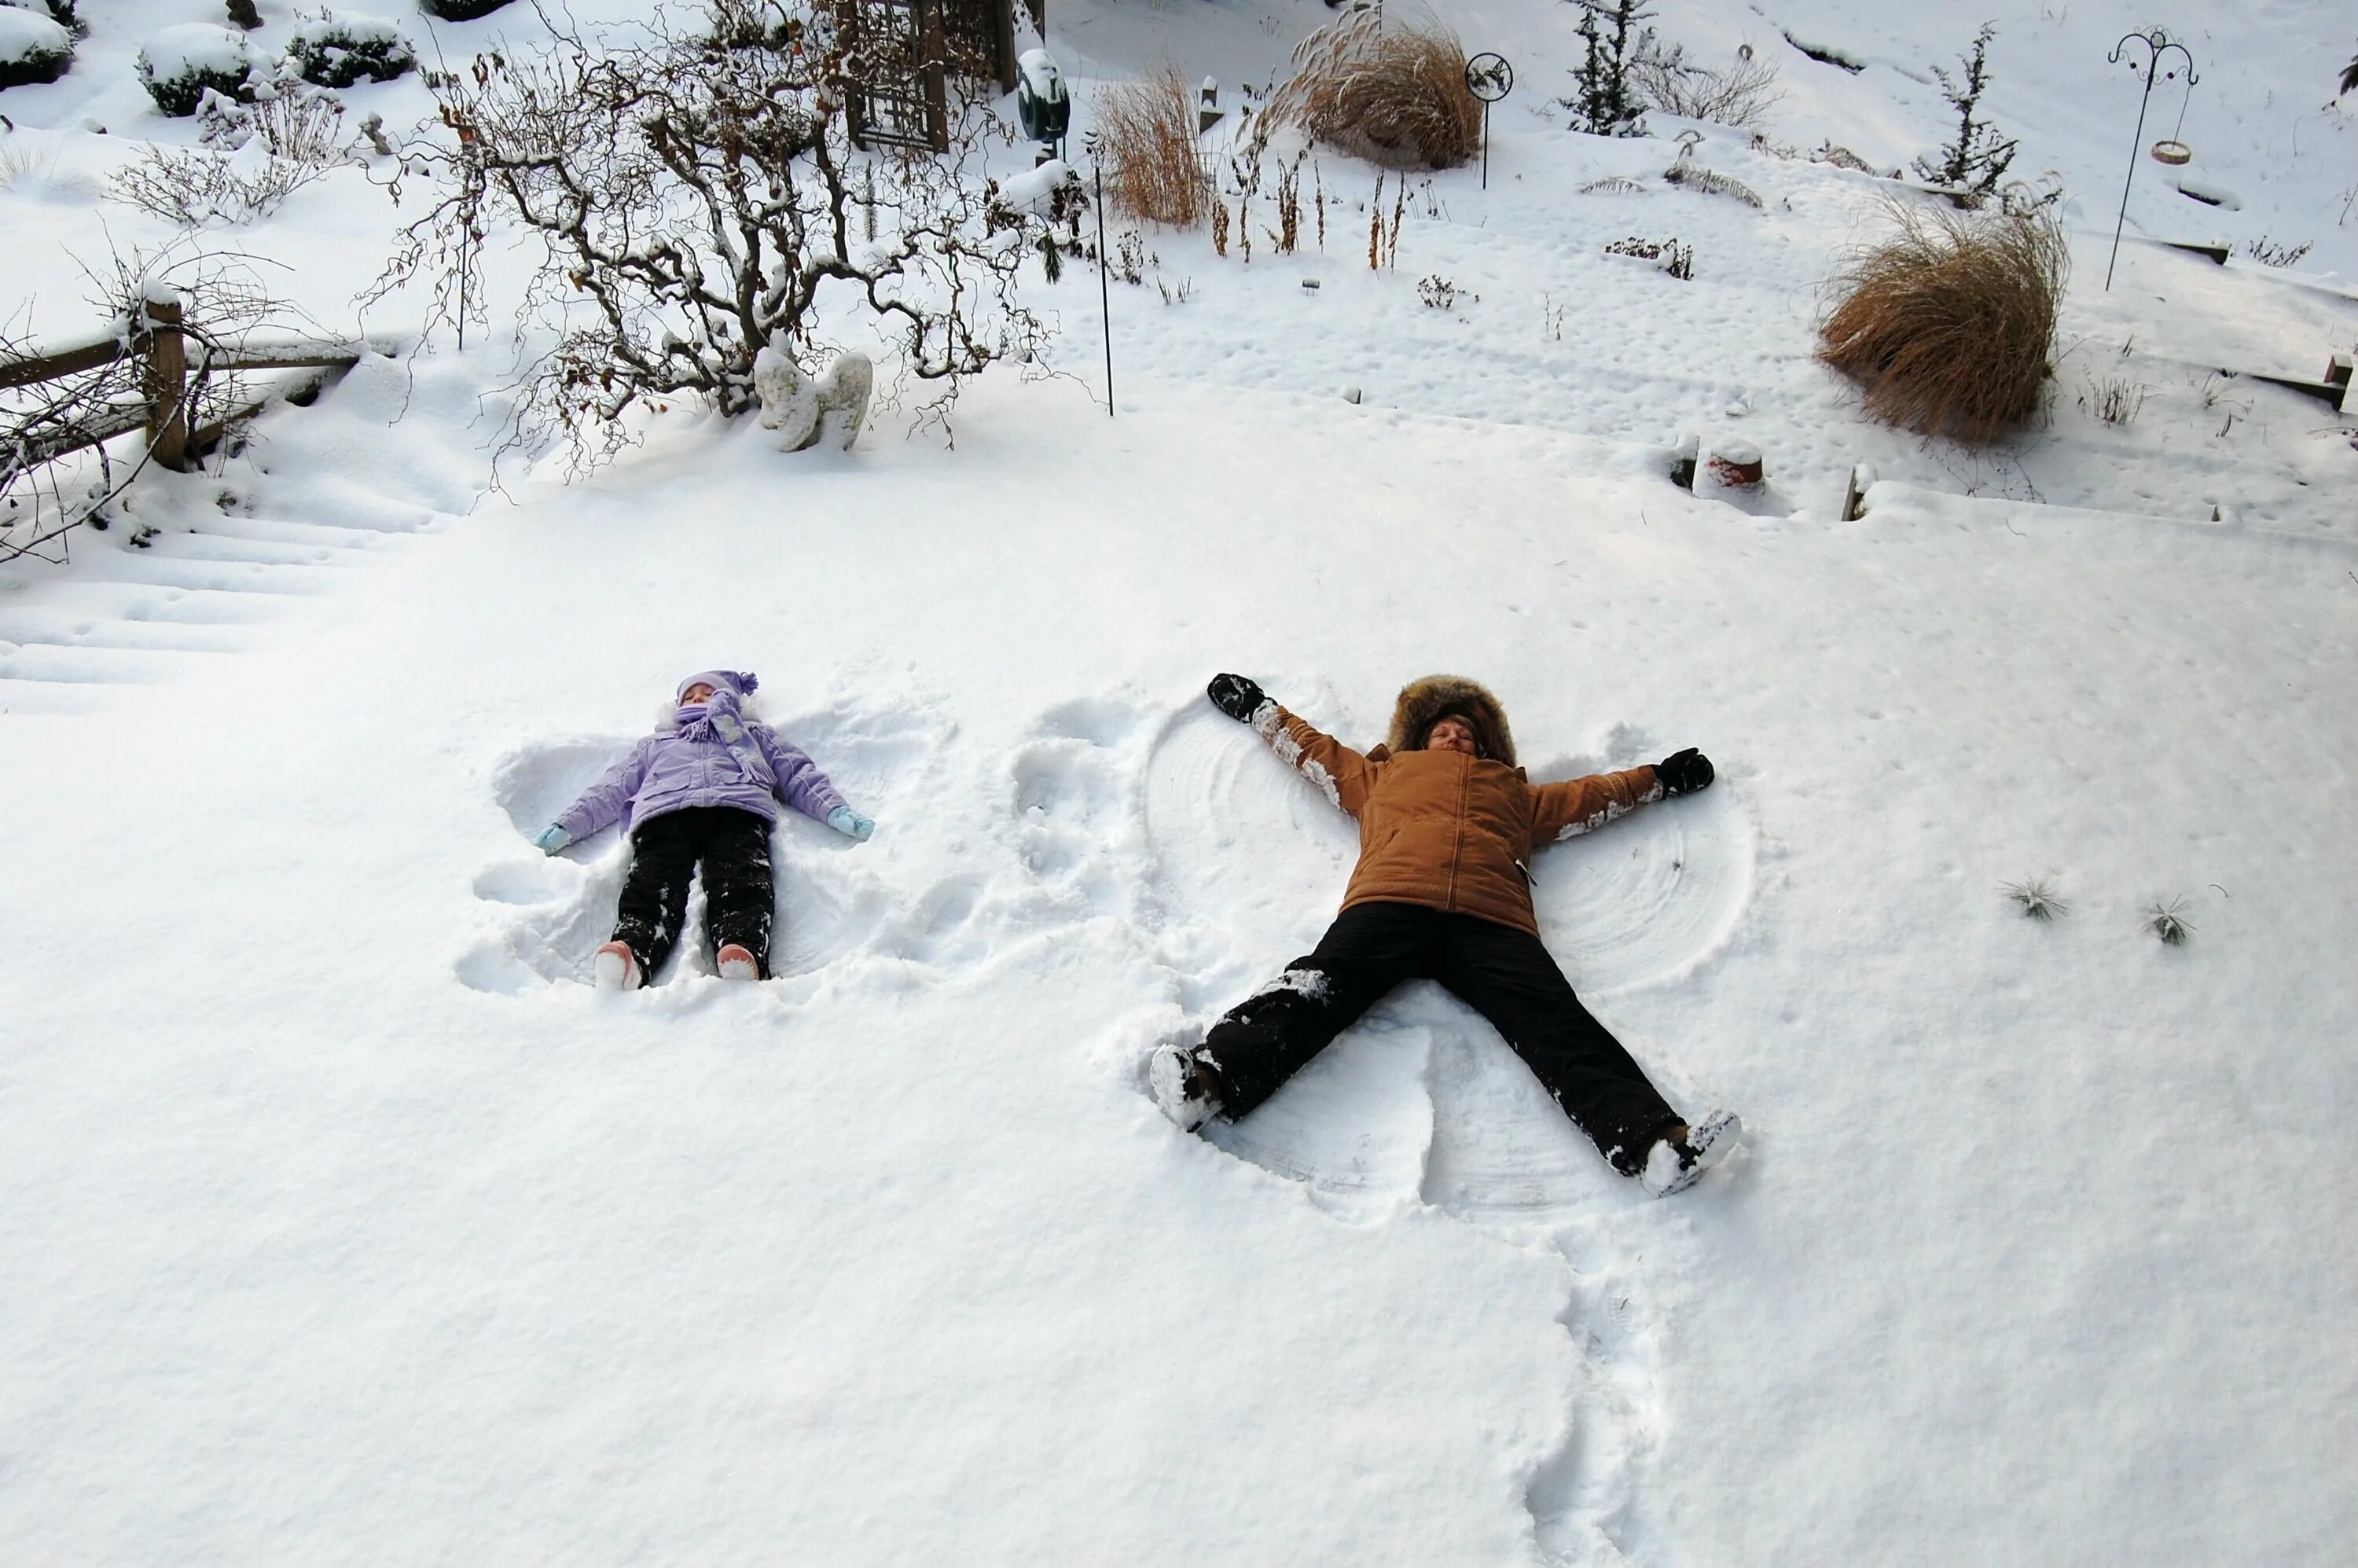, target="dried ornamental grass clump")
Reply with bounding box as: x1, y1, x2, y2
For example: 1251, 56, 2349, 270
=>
1093, 67, 1209, 227
1261, 5, 1482, 171
1817, 197, 2067, 446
